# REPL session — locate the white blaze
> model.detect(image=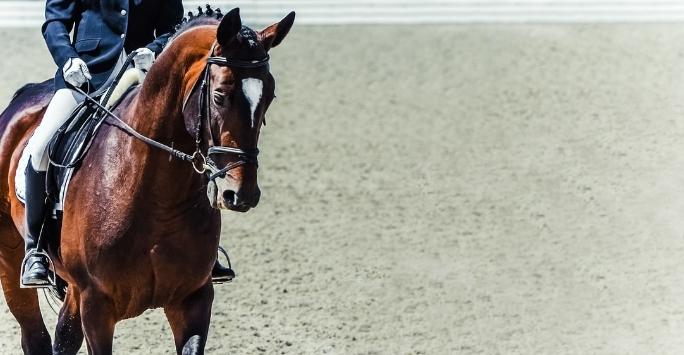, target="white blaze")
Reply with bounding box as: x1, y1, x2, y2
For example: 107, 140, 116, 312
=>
242, 78, 263, 128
